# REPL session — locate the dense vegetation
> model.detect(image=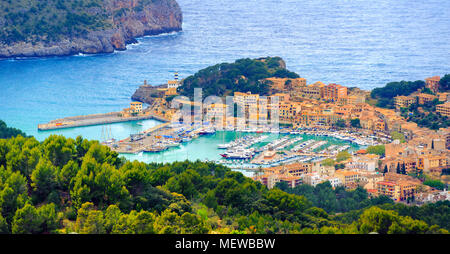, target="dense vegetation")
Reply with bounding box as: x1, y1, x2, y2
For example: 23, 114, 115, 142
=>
401, 99, 450, 130
0, 120, 448, 234
276, 182, 394, 214
370, 80, 426, 108
0, 0, 112, 44
0, 120, 27, 139
366, 145, 385, 157
439, 74, 450, 92
0, 0, 170, 44
178, 57, 300, 99
334, 201, 450, 232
